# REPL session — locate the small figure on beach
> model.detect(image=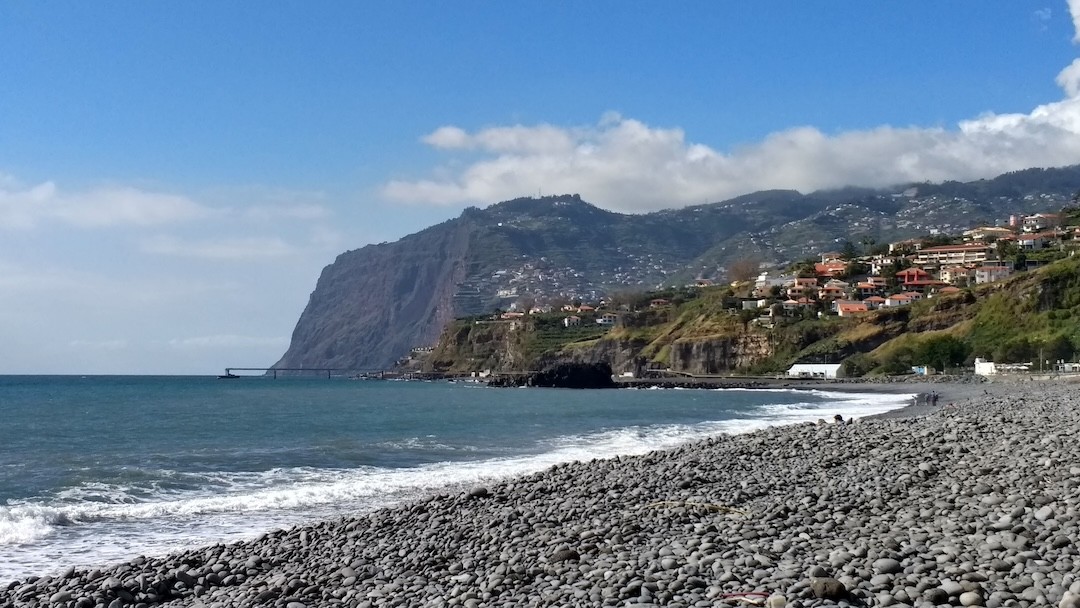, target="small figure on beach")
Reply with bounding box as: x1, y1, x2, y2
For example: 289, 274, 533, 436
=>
833, 414, 844, 424
931, 391, 939, 406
